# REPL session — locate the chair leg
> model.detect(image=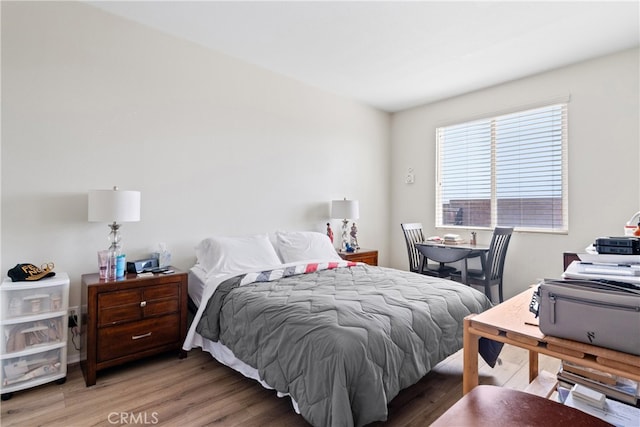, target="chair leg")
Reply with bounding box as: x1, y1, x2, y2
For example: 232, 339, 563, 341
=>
419, 256, 427, 274
485, 283, 492, 303
498, 282, 504, 303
